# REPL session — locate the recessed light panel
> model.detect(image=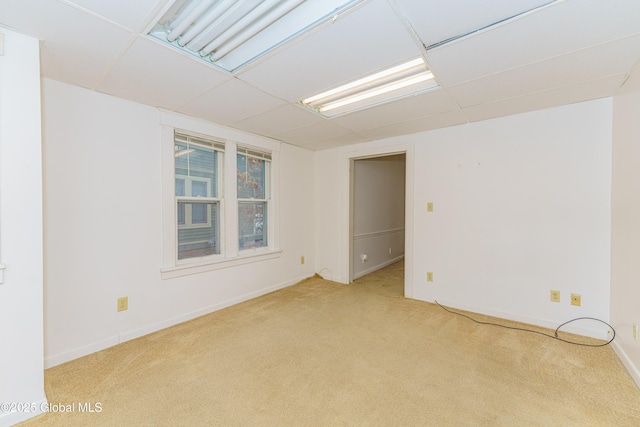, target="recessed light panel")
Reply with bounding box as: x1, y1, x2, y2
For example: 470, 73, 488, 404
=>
148, 0, 359, 72
301, 57, 439, 117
